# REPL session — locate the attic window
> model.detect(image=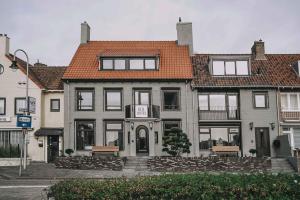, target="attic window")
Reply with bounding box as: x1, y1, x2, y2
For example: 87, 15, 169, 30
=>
100, 57, 158, 70
212, 60, 249, 76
